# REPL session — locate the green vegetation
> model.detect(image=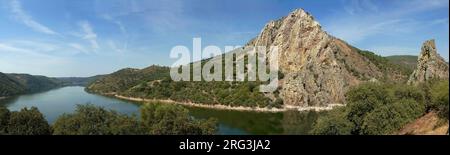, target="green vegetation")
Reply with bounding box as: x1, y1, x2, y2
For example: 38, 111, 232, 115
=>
0, 107, 51, 135
87, 53, 282, 108
358, 50, 416, 78
52, 103, 218, 135
56, 75, 104, 87
425, 80, 449, 119
86, 65, 170, 93
0, 103, 218, 135
0, 72, 26, 97
0, 72, 61, 97
310, 80, 447, 135
52, 104, 142, 135
386, 55, 418, 72
140, 103, 217, 135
